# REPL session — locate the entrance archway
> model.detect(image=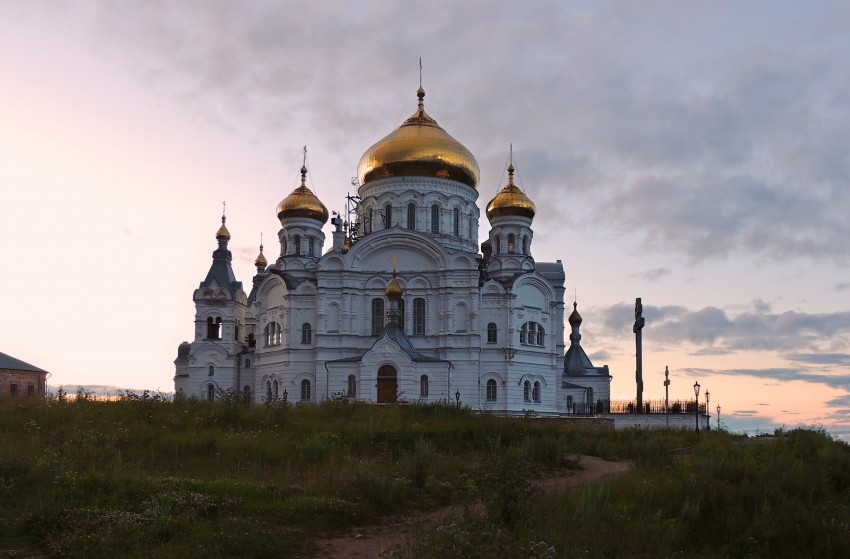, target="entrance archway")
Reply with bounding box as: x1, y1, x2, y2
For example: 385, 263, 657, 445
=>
377, 365, 398, 403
